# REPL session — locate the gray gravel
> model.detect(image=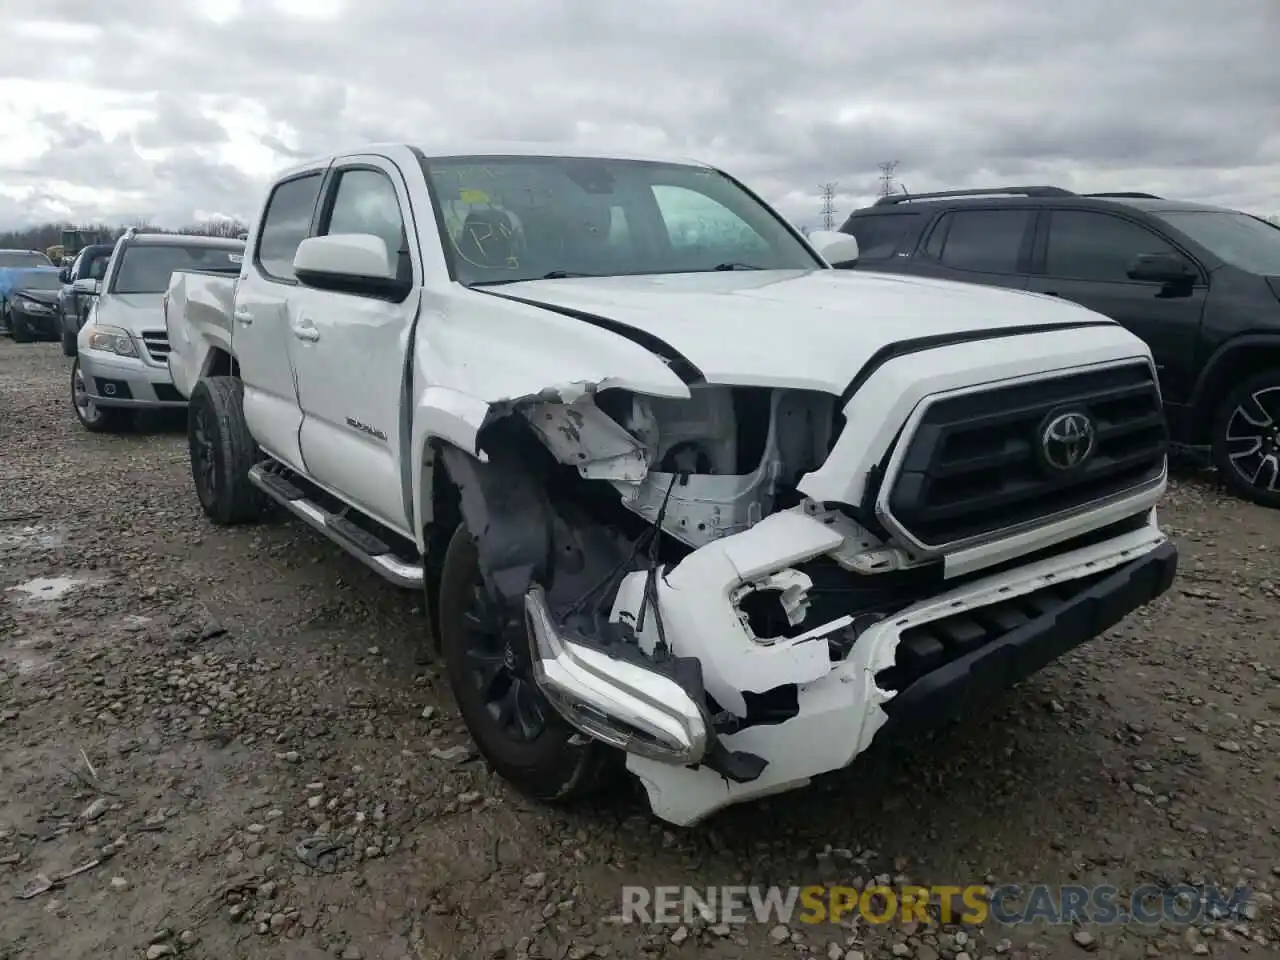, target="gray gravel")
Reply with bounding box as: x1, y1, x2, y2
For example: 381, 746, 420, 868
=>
1, 339, 1277, 959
